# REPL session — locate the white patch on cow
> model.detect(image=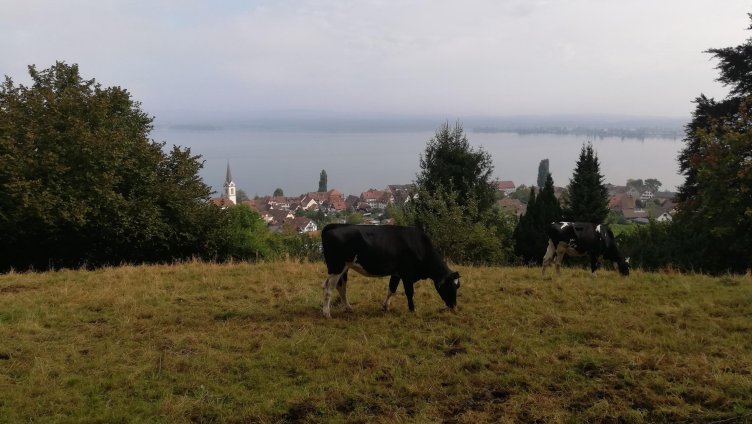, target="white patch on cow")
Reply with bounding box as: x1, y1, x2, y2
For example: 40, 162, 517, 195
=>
596, 224, 602, 234
453, 278, 459, 287
560, 222, 571, 229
